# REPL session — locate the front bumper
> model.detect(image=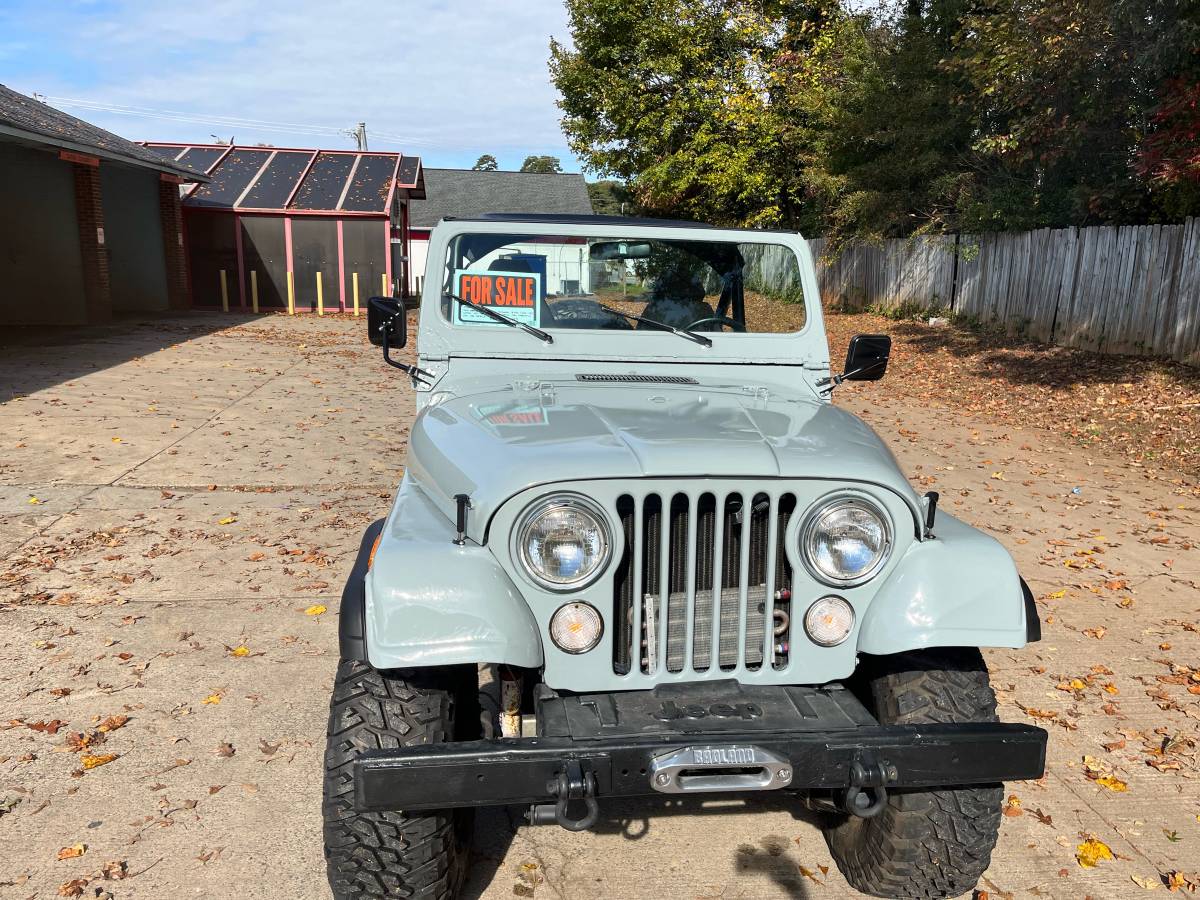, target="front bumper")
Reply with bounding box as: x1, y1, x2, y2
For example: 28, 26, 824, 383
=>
354, 682, 1047, 815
